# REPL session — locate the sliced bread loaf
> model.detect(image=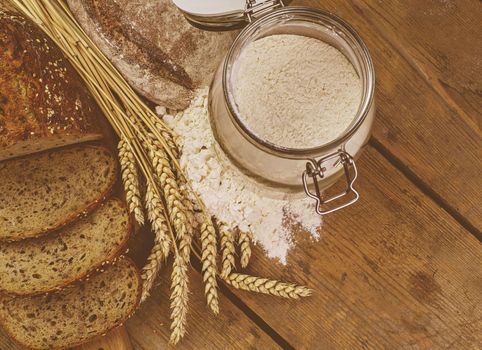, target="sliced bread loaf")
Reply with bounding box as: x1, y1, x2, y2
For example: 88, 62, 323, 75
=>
0, 257, 141, 350
0, 144, 117, 241
0, 198, 131, 296
0, 10, 104, 162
